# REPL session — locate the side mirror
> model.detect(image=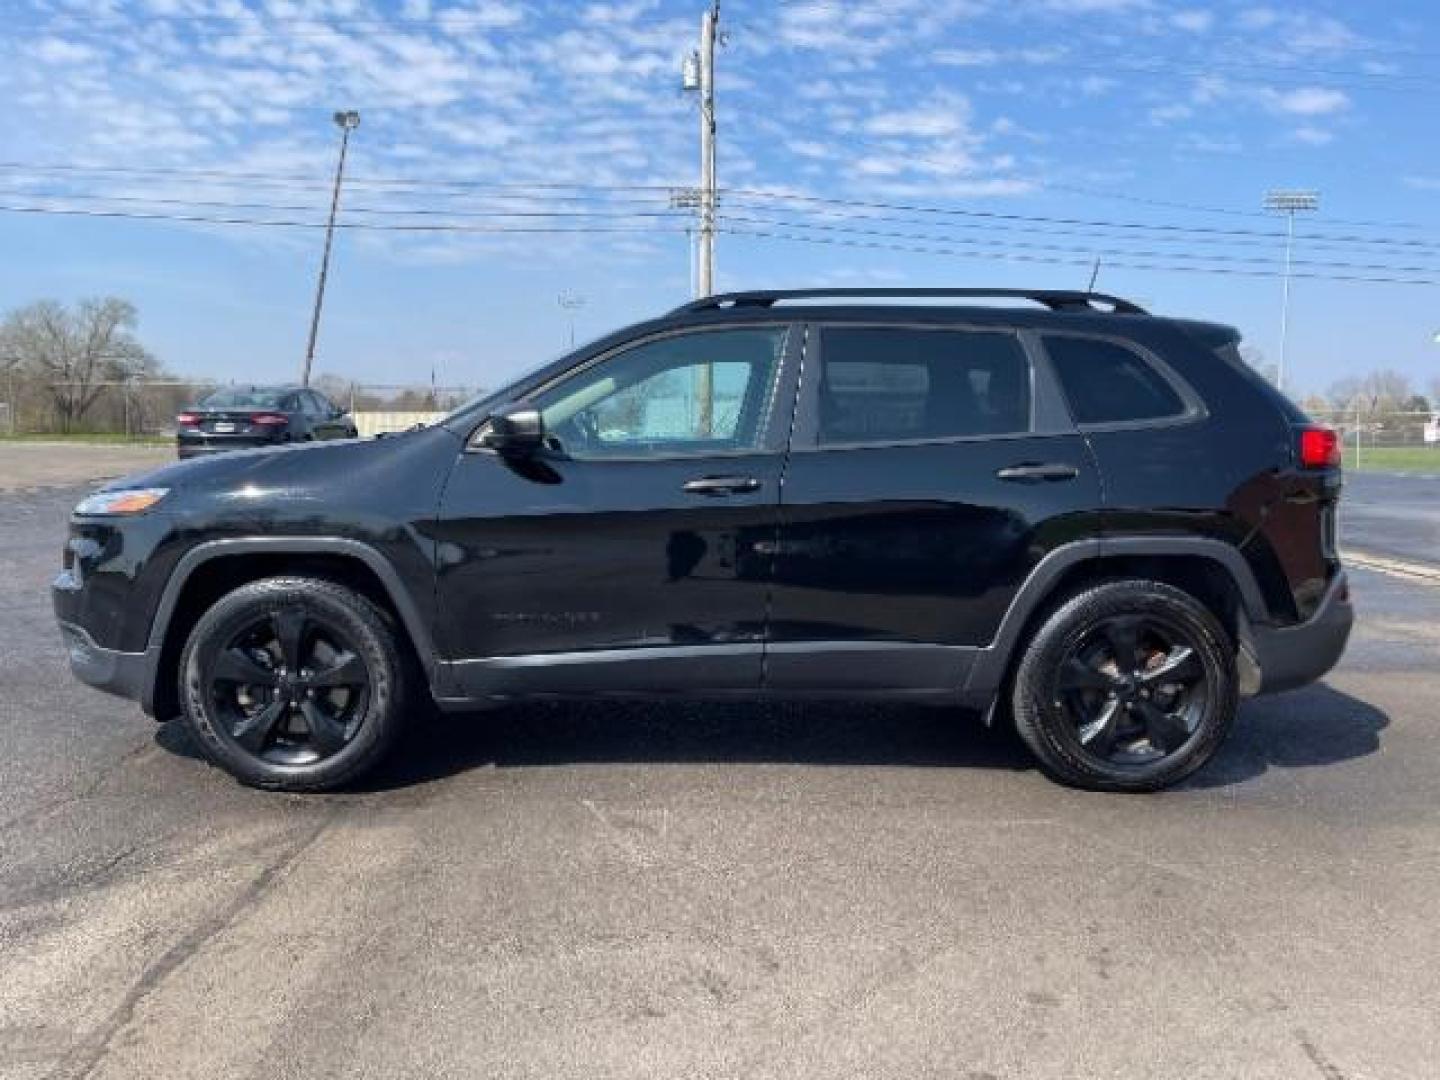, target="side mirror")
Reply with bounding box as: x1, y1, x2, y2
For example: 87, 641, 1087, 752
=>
476, 406, 545, 457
